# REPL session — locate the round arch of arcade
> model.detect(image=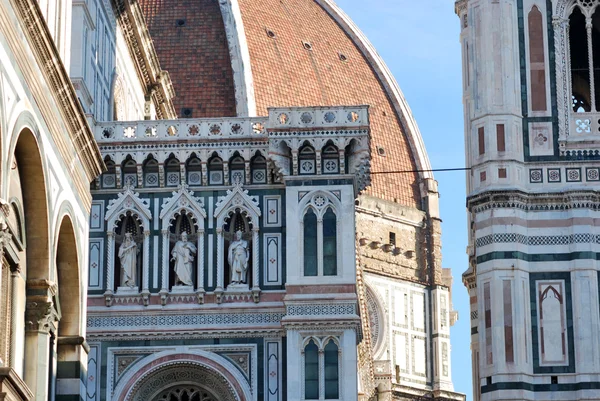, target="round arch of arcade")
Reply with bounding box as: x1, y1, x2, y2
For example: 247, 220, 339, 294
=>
114, 351, 253, 401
